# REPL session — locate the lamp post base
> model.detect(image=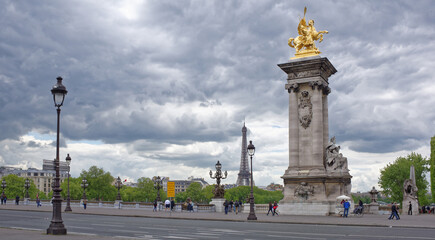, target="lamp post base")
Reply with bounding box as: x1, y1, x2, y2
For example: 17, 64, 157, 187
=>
247, 212, 257, 220
47, 222, 67, 235
64, 206, 72, 212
